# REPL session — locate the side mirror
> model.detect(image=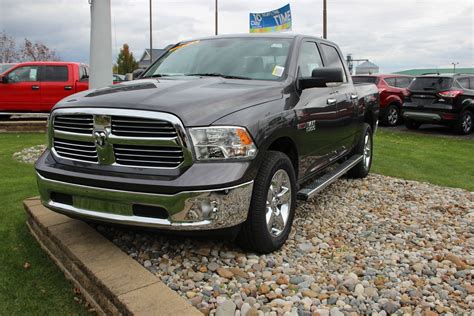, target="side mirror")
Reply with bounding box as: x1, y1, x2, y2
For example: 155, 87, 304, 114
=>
0, 76, 8, 84
298, 67, 344, 90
